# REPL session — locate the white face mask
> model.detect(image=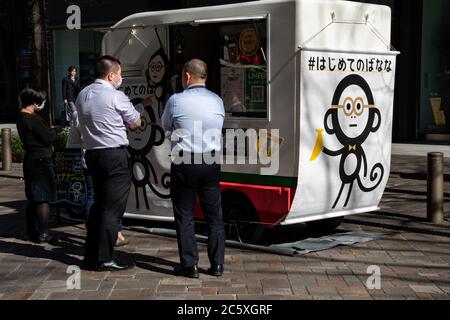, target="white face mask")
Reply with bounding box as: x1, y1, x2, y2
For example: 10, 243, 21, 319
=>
112, 74, 123, 89
36, 100, 46, 111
